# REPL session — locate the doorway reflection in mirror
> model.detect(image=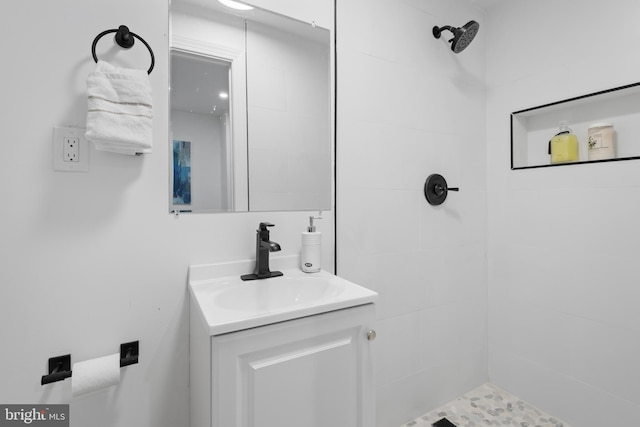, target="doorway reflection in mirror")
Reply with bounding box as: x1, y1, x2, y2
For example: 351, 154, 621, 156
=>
171, 52, 233, 212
